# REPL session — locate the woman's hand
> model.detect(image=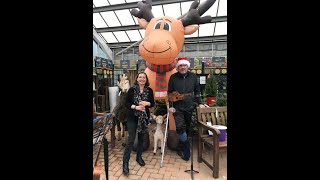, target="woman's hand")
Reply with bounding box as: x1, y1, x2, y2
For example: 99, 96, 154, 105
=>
139, 101, 150, 107
135, 105, 146, 111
